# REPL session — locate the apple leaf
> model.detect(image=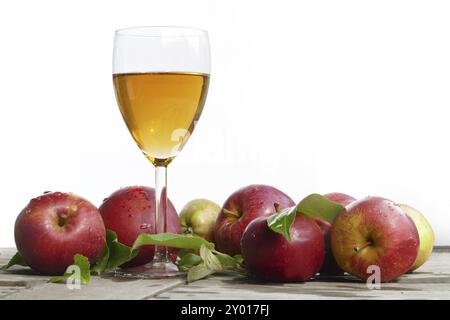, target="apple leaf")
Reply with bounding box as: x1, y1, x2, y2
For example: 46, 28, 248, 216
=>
214, 251, 243, 269
296, 193, 345, 223
1, 252, 28, 270
91, 229, 137, 275
48, 254, 91, 285
267, 193, 345, 241
177, 251, 202, 271
187, 263, 215, 283
91, 239, 110, 275
105, 230, 137, 272
266, 205, 299, 242
132, 233, 214, 251
177, 246, 244, 282
200, 245, 222, 272
233, 254, 244, 265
